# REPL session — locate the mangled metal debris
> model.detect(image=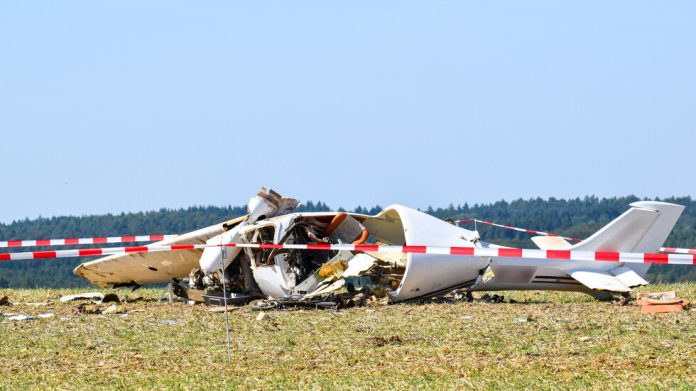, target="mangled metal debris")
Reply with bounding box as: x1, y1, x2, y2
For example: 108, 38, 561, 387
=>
72, 187, 689, 308
61, 292, 102, 303
2, 313, 54, 321
101, 293, 121, 303
75, 303, 102, 314
7, 315, 34, 321
61, 292, 120, 305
